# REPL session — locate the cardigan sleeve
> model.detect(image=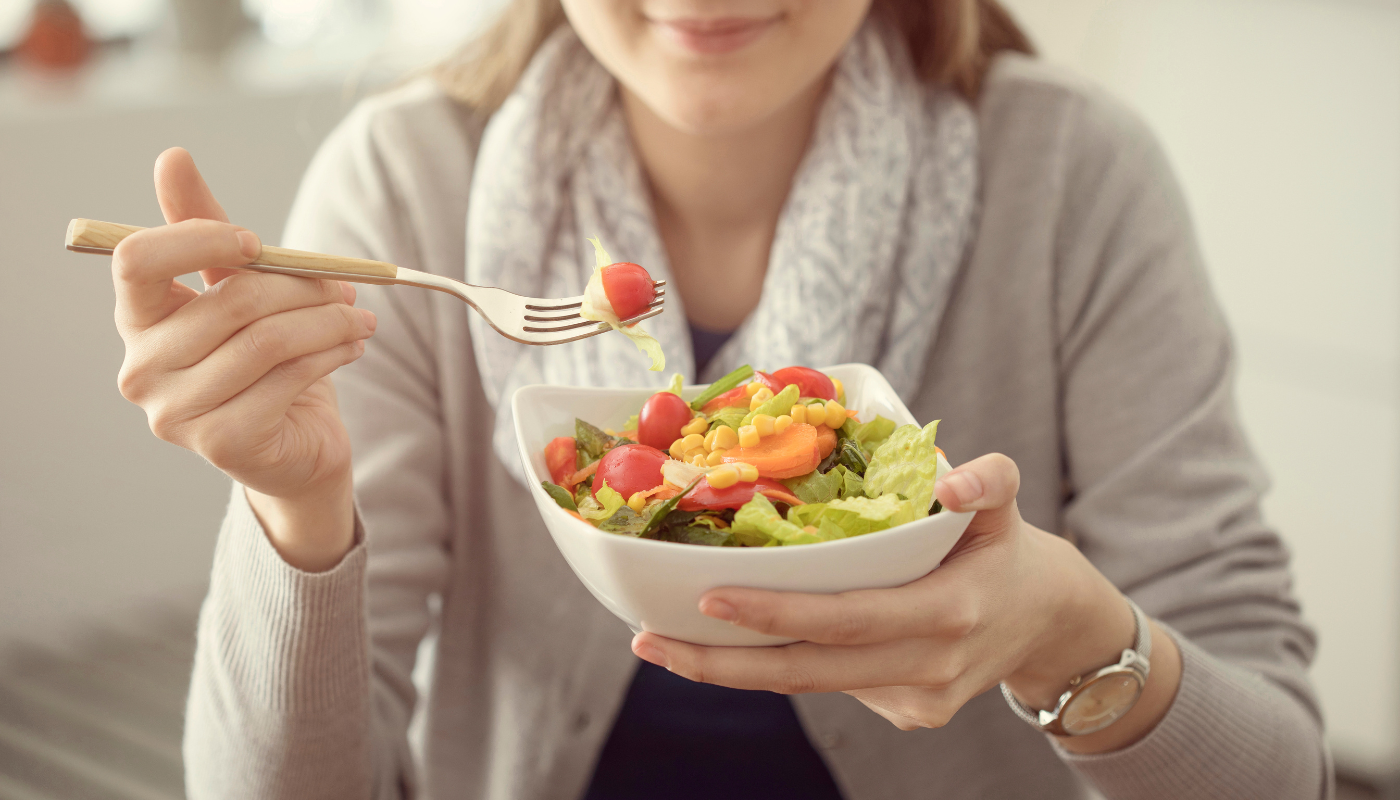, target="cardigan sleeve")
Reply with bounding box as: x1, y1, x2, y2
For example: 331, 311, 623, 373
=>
182, 84, 460, 800
1044, 76, 1334, 799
